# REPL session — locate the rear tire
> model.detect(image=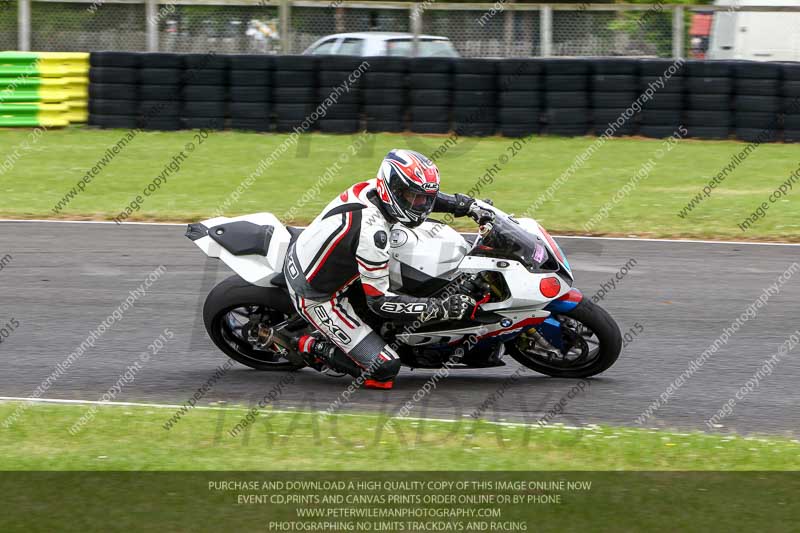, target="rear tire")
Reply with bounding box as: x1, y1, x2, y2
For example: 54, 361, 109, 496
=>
506, 299, 621, 378
203, 275, 302, 371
